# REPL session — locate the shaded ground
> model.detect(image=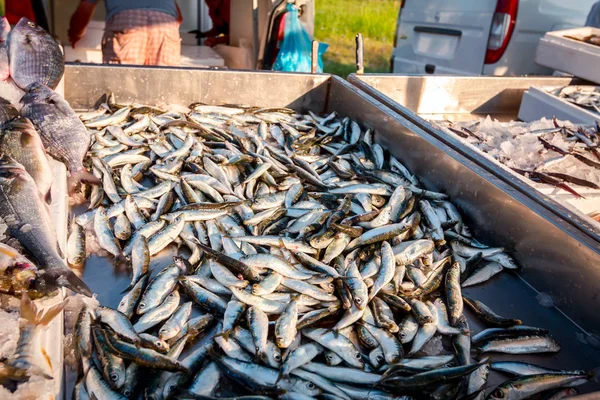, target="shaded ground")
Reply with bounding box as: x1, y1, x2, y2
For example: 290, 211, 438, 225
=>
314, 0, 401, 77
